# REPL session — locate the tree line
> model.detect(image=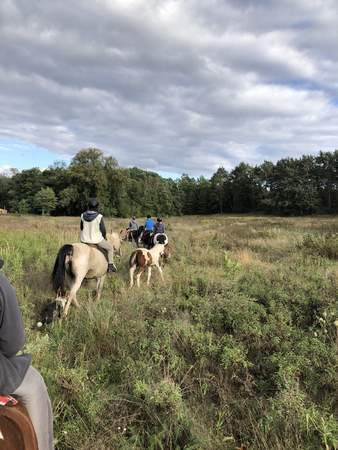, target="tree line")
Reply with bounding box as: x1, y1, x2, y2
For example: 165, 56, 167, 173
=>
0, 148, 338, 217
